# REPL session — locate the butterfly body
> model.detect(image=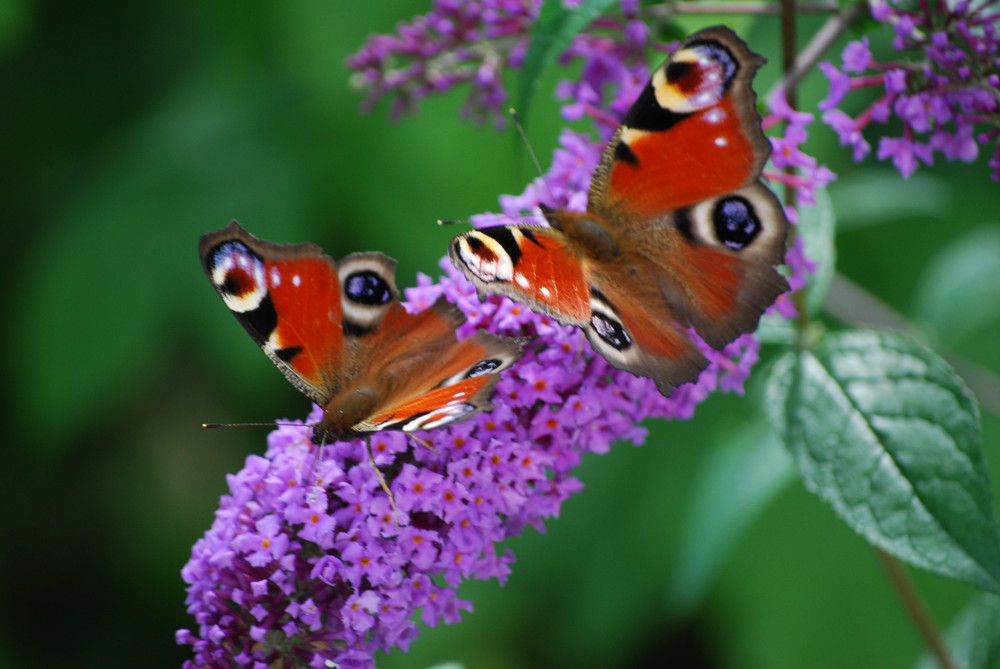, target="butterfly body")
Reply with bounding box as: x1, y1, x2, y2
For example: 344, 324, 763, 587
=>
201, 222, 522, 443
450, 26, 790, 395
